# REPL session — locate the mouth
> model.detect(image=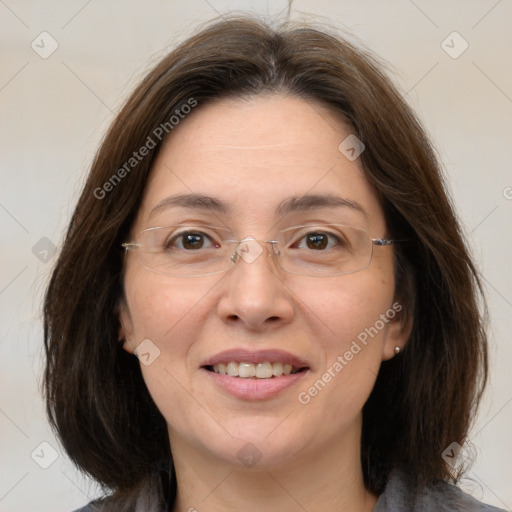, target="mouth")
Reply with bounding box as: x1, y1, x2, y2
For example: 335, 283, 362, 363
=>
203, 361, 308, 379
200, 349, 311, 400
